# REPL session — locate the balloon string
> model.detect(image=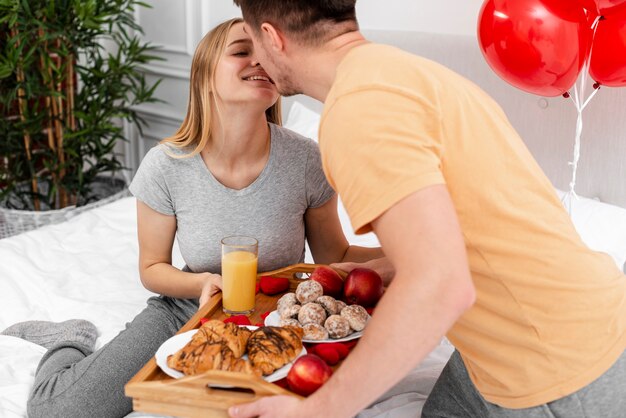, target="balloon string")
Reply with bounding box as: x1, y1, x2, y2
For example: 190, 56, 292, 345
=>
568, 107, 583, 200
586, 15, 602, 66
565, 14, 602, 210
572, 82, 581, 110
582, 87, 600, 110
